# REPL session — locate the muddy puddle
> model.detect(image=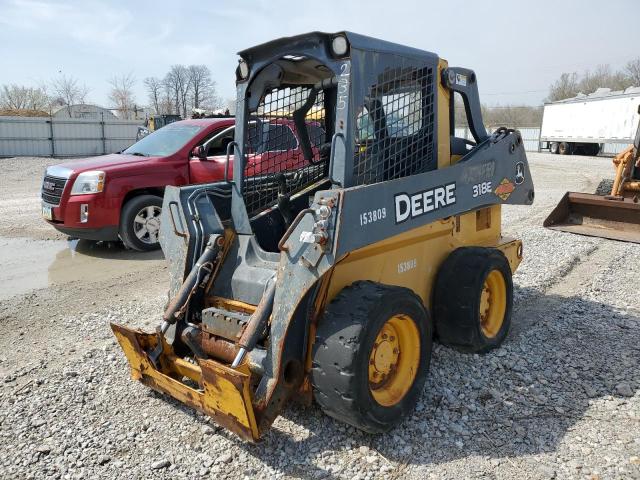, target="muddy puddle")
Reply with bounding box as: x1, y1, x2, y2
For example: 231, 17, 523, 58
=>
0, 236, 164, 301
